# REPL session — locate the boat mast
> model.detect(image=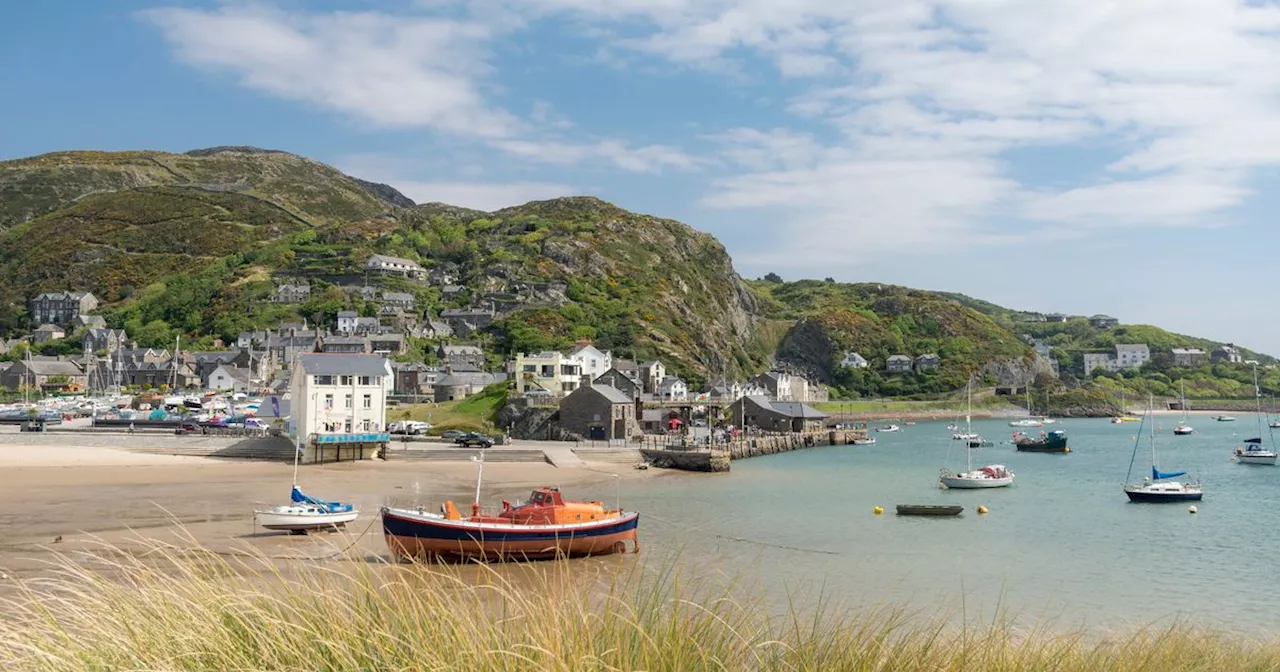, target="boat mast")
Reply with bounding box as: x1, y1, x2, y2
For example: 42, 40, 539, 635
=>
966, 378, 974, 472
1254, 364, 1264, 442
1148, 394, 1157, 476
472, 450, 485, 506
